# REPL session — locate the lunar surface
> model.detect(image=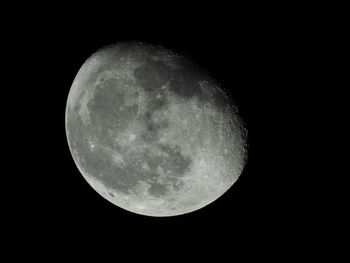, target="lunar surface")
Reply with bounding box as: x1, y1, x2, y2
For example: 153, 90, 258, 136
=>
65, 42, 248, 217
